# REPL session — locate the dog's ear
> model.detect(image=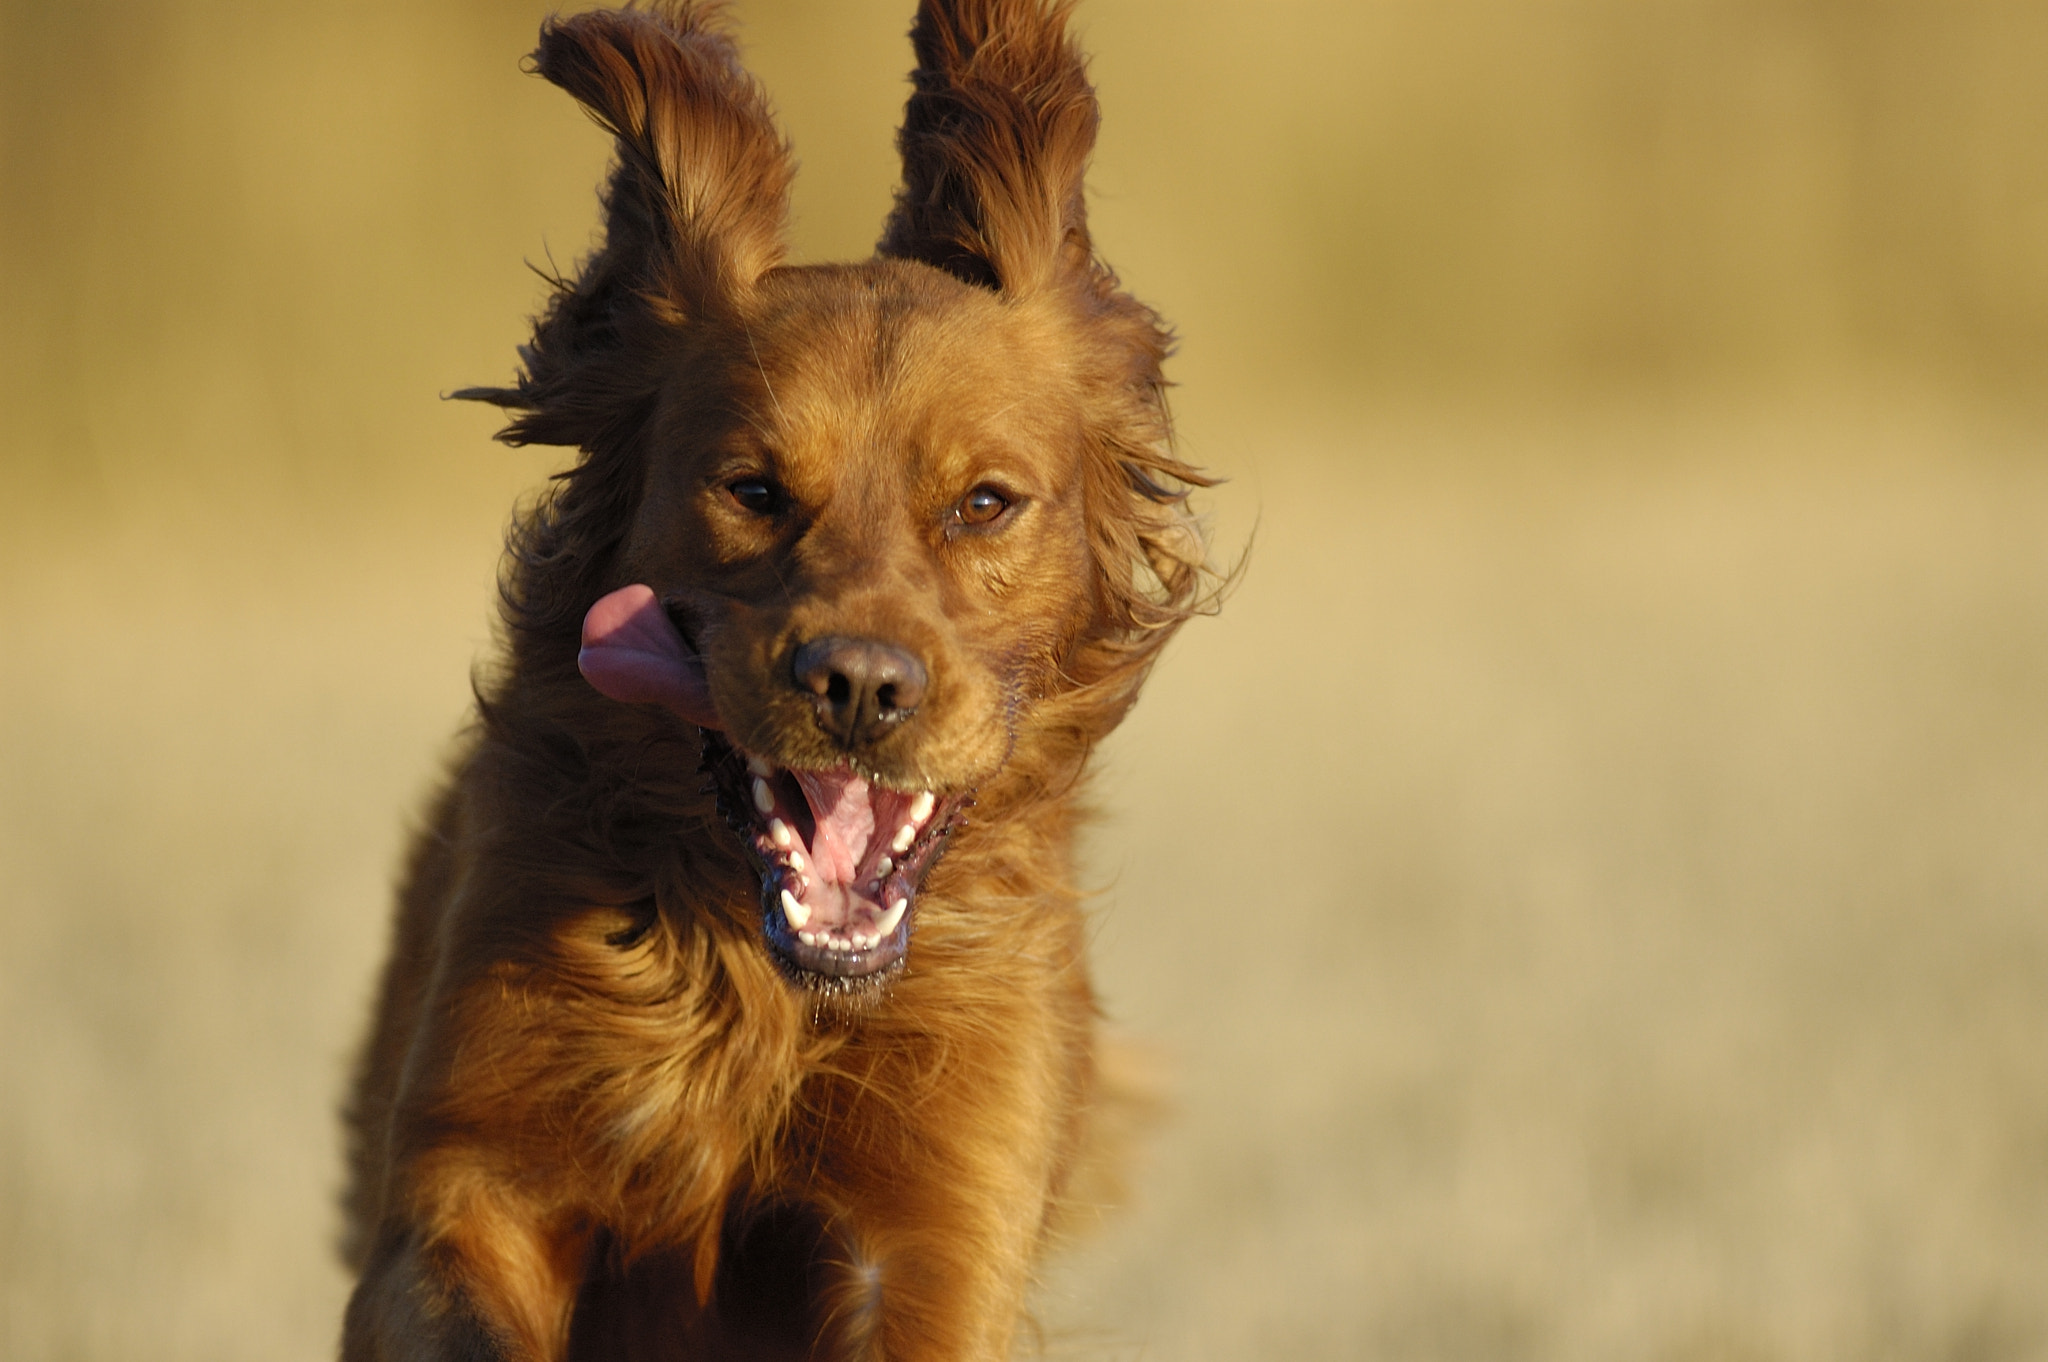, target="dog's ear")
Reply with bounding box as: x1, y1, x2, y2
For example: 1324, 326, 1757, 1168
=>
878, 0, 1097, 294
537, 3, 792, 309
459, 3, 792, 447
